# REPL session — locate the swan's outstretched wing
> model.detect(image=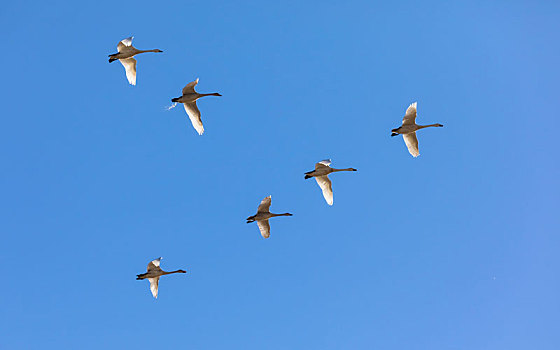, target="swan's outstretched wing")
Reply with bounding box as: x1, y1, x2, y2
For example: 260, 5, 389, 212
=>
148, 277, 159, 299
315, 175, 333, 205
147, 257, 162, 272
315, 159, 331, 170
183, 102, 204, 135
257, 195, 272, 213
257, 220, 271, 239
119, 58, 136, 85
182, 78, 199, 95
403, 132, 420, 157
402, 102, 417, 125
117, 36, 133, 52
